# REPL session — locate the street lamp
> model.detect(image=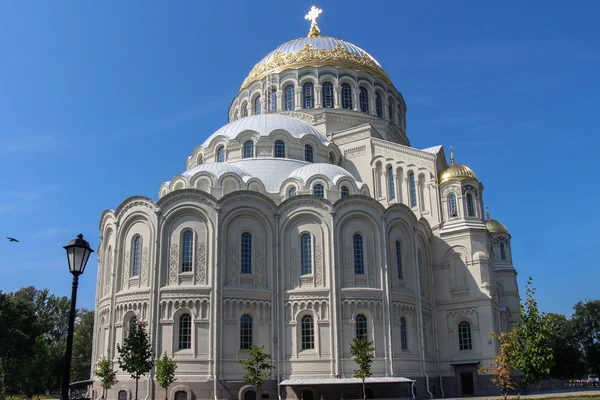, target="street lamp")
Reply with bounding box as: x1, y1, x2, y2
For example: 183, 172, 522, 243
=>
61, 234, 94, 400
